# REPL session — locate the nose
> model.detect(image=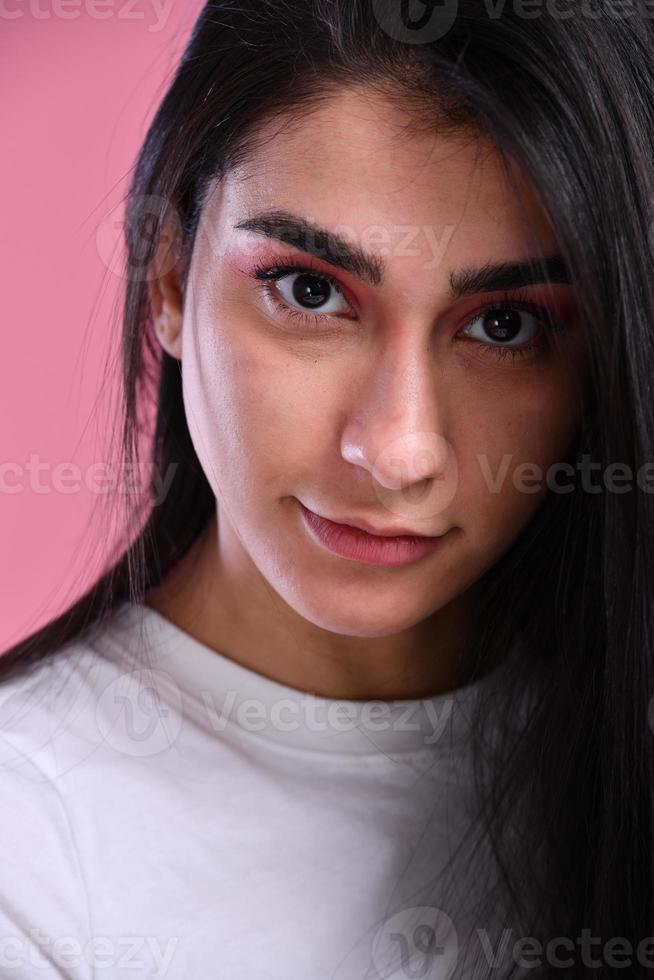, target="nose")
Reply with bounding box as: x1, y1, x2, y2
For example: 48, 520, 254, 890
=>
340, 341, 452, 493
